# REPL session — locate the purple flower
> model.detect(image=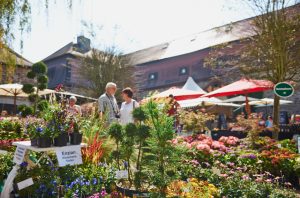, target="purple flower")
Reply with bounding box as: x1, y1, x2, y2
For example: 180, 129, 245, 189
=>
240, 153, 257, 159
92, 178, 97, 185
36, 126, 43, 133
20, 162, 28, 167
